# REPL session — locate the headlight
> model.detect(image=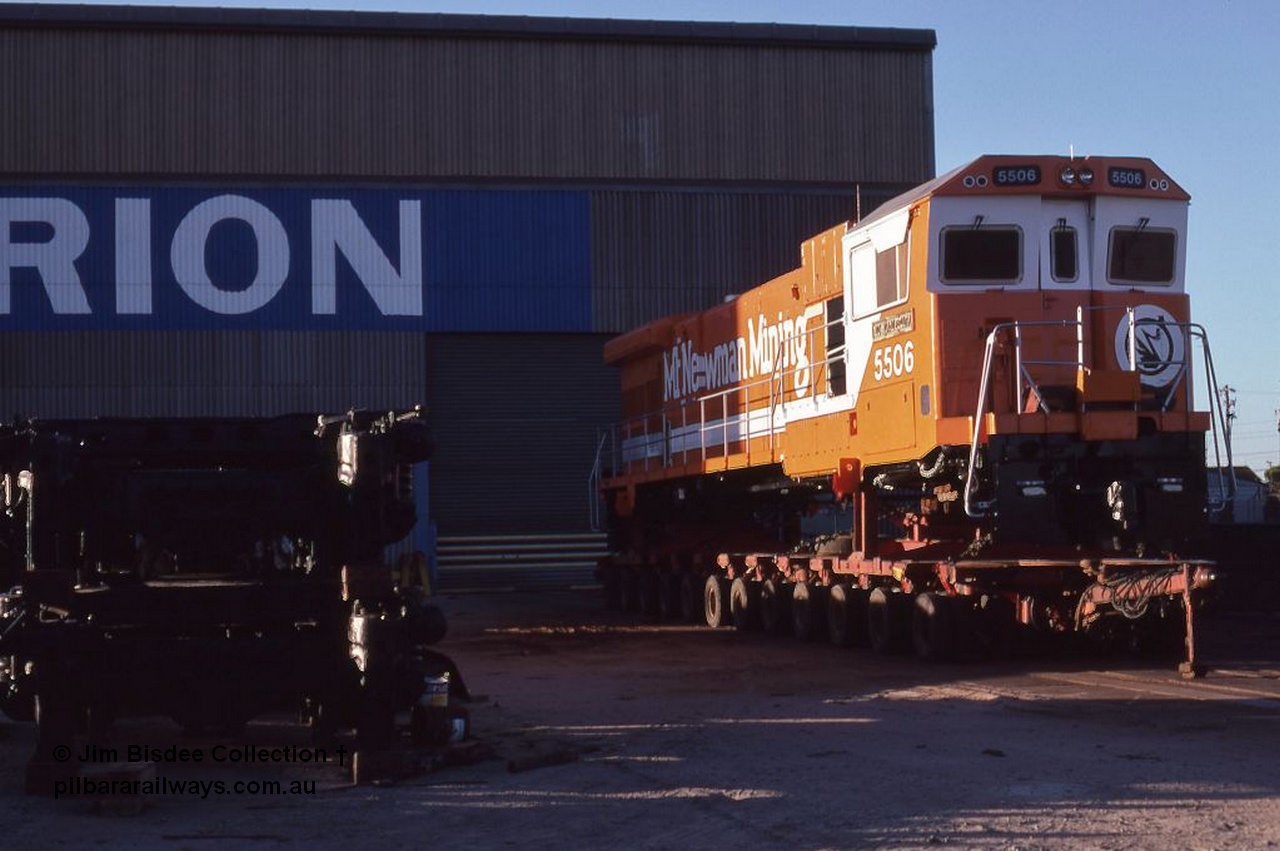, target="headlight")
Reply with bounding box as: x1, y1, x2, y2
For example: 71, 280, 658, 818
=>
1017, 480, 1048, 497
